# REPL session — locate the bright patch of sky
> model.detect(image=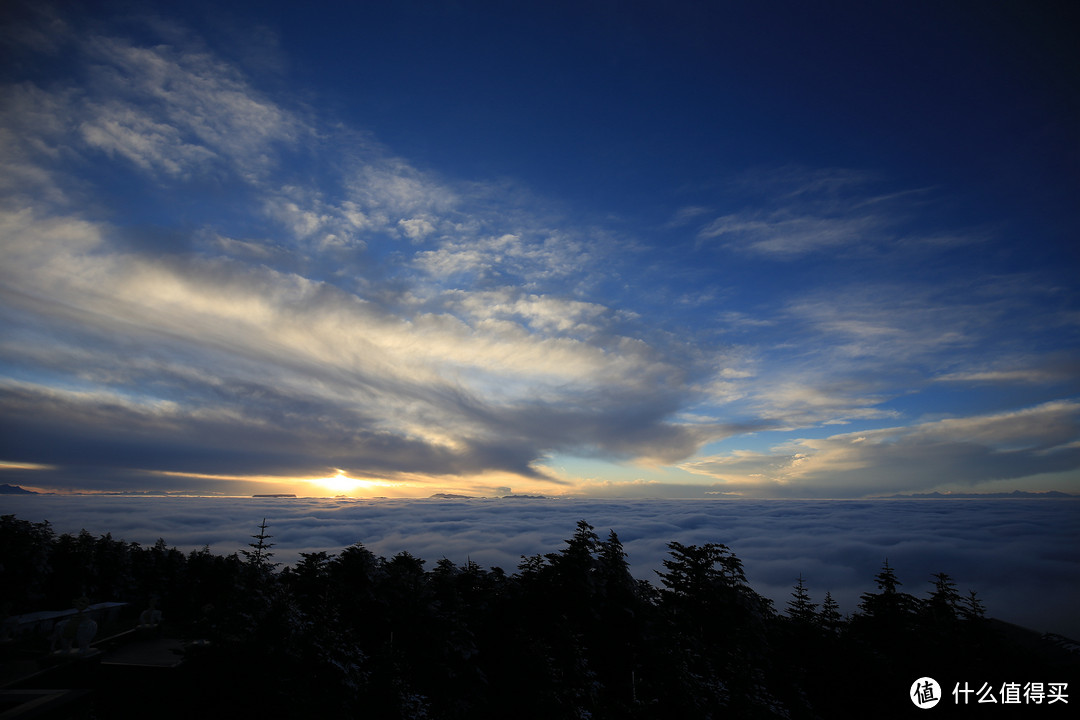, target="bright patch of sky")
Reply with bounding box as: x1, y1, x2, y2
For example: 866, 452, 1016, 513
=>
1, 1, 1077, 497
